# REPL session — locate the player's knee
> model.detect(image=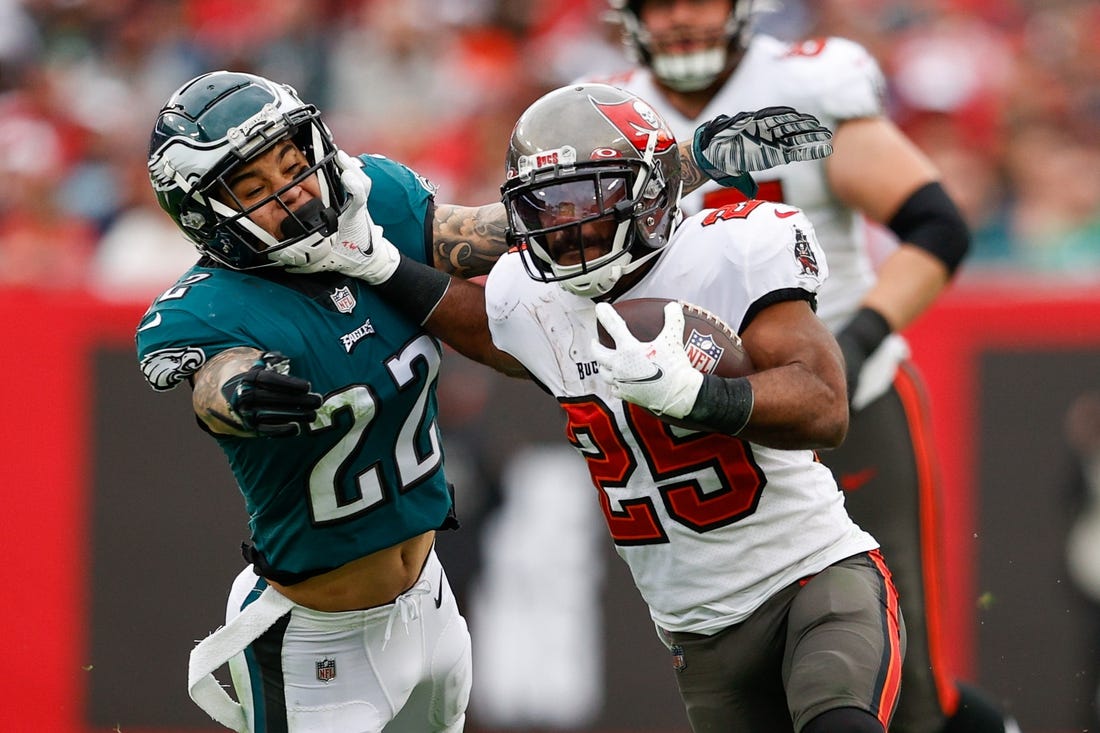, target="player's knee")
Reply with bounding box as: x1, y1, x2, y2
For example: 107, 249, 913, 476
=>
802, 706, 884, 733
942, 683, 1015, 733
